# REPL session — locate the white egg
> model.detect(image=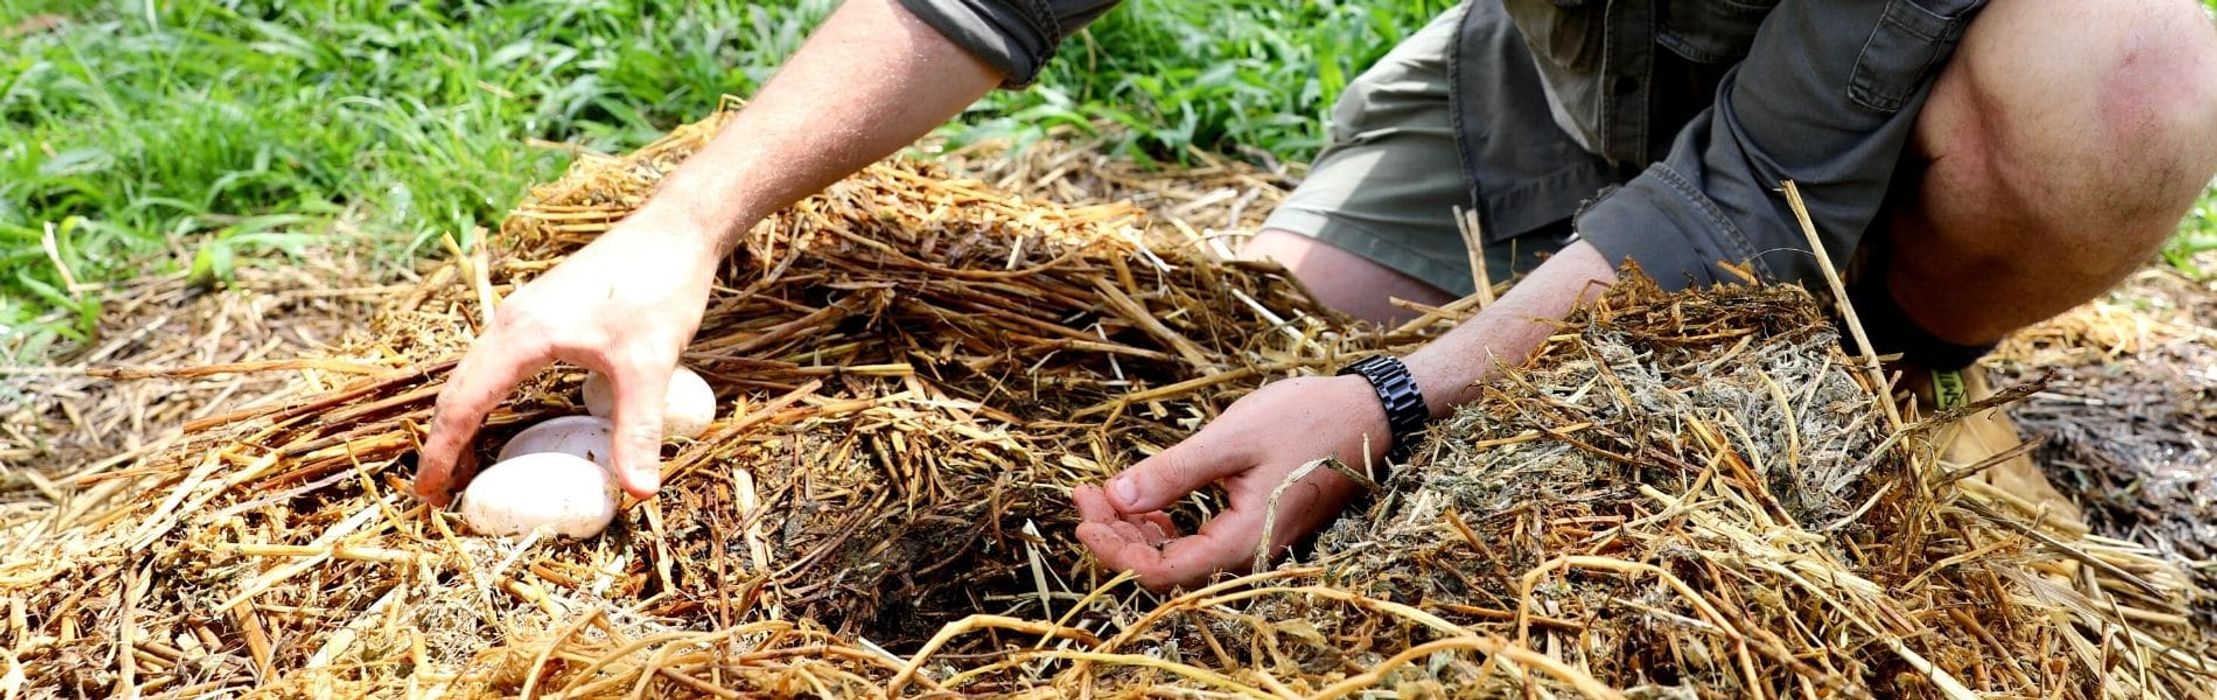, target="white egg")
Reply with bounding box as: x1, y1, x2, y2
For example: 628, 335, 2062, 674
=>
581, 365, 717, 439
459, 452, 618, 539
497, 415, 616, 468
